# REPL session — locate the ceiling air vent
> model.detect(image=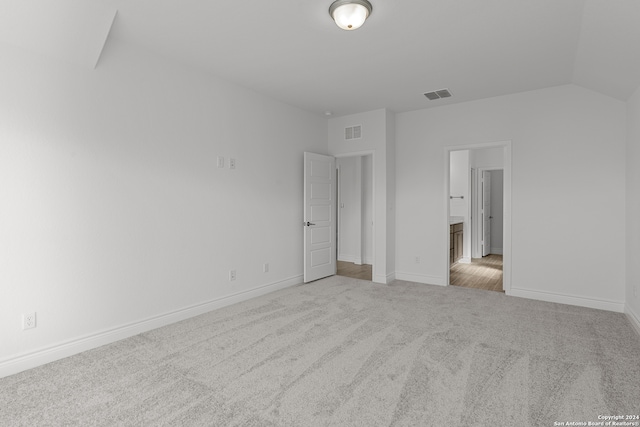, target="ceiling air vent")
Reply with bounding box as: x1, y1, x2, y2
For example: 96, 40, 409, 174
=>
345, 125, 362, 140
424, 88, 452, 100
